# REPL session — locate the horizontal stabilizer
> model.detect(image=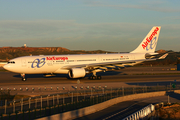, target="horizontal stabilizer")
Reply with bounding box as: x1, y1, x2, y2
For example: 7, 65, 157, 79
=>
158, 53, 168, 59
